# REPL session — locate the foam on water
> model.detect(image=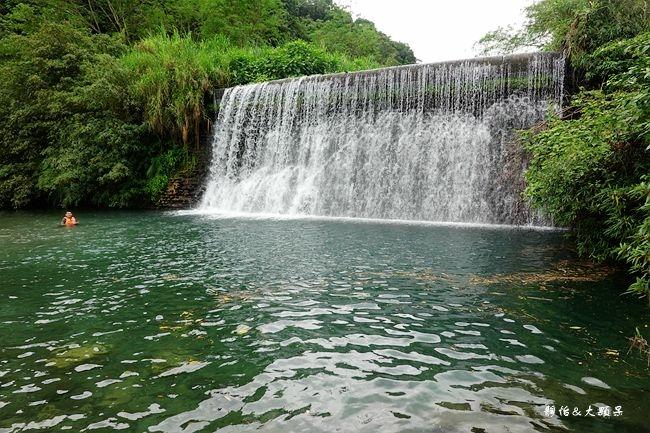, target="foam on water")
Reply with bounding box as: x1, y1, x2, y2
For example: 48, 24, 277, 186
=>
176, 209, 563, 231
